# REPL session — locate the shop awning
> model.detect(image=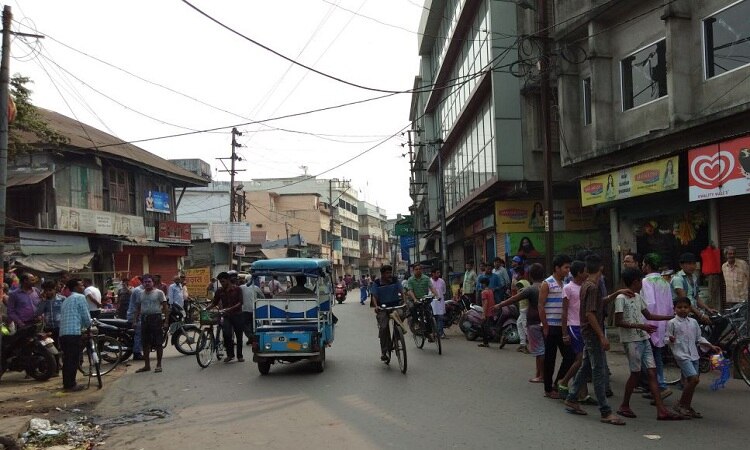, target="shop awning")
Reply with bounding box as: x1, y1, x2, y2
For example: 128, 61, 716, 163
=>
19, 230, 91, 255
15, 252, 94, 274
7, 171, 53, 188
261, 248, 288, 259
